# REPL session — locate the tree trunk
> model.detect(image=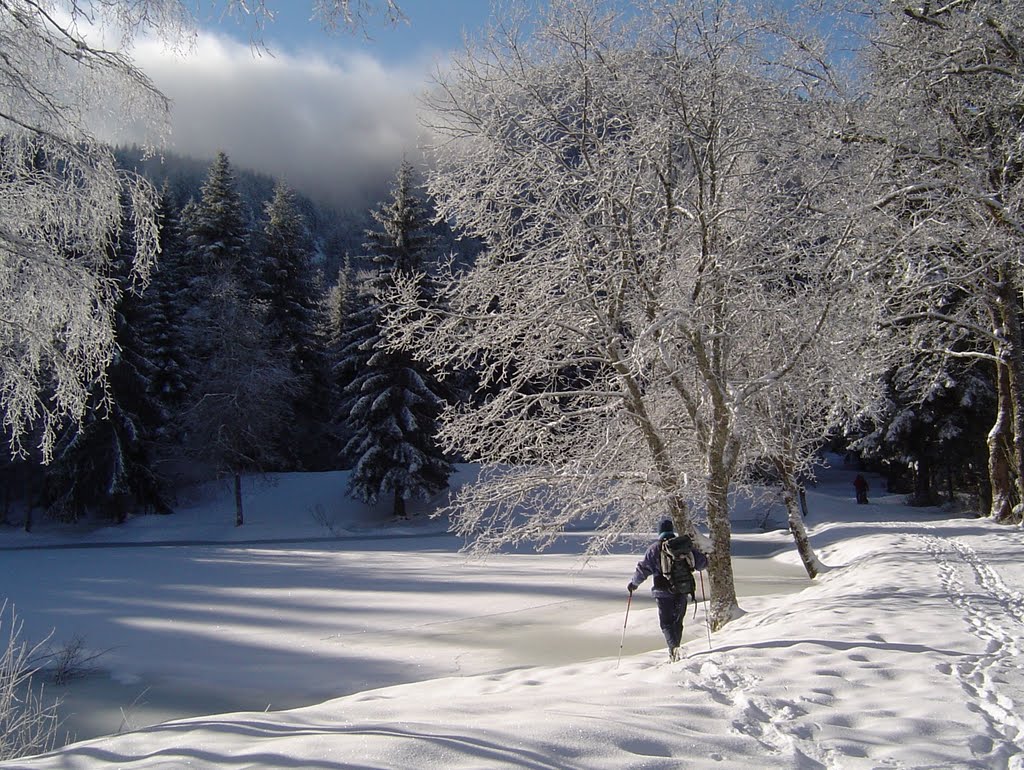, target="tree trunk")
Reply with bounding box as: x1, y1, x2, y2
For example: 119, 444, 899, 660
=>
988, 363, 1014, 520
700, 373, 742, 631
799, 487, 809, 518
394, 490, 406, 519
615, 361, 695, 537
985, 266, 1024, 522
234, 473, 244, 527
913, 455, 933, 506
995, 270, 1024, 521
705, 463, 739, 631
774, 456, 820, 579
668, 496, 690, 541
